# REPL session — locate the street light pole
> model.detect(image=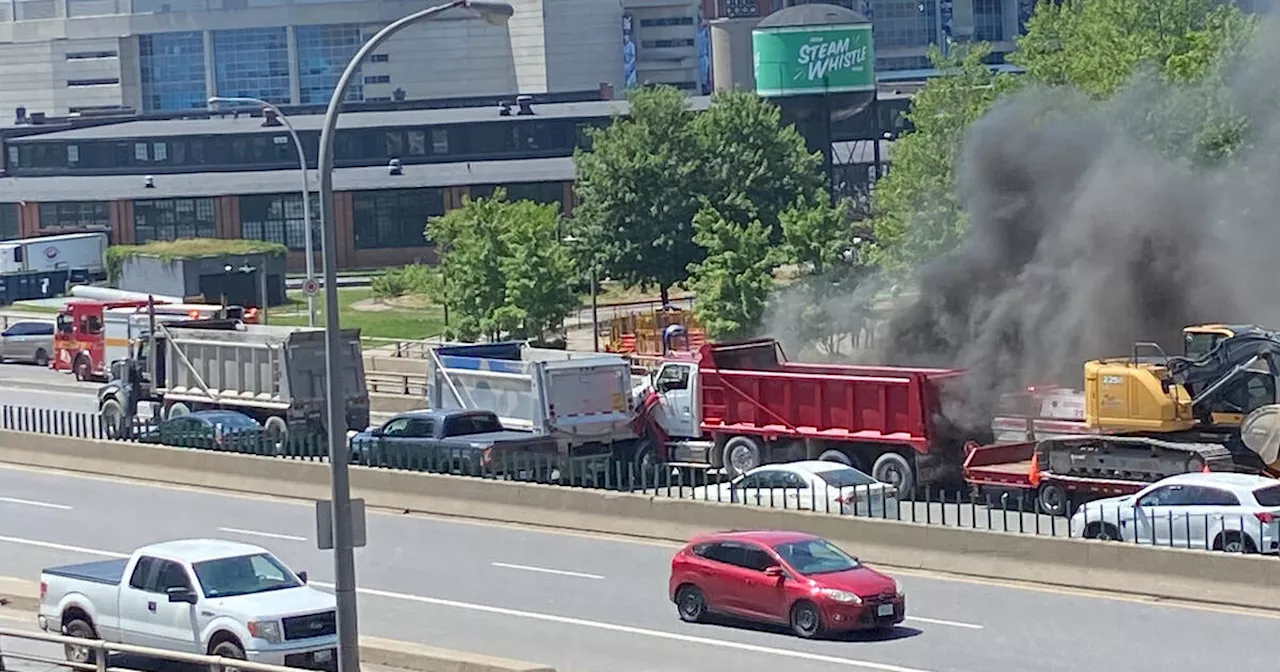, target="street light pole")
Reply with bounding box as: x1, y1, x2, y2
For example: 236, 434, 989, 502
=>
313, 3, 513, 672
207, 96, 318, 328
